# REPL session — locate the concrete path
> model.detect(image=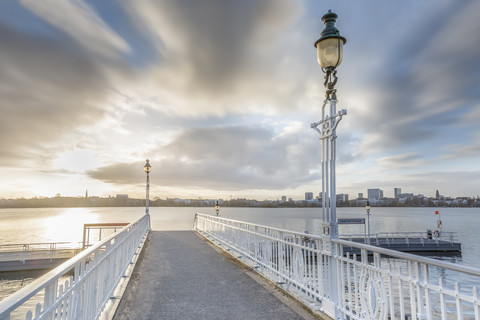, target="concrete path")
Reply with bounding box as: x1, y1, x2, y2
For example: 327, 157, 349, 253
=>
113, 231, 317, 320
